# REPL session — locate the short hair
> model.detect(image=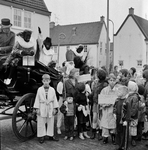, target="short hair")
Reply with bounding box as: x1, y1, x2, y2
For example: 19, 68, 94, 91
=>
97, 69, 107, 81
